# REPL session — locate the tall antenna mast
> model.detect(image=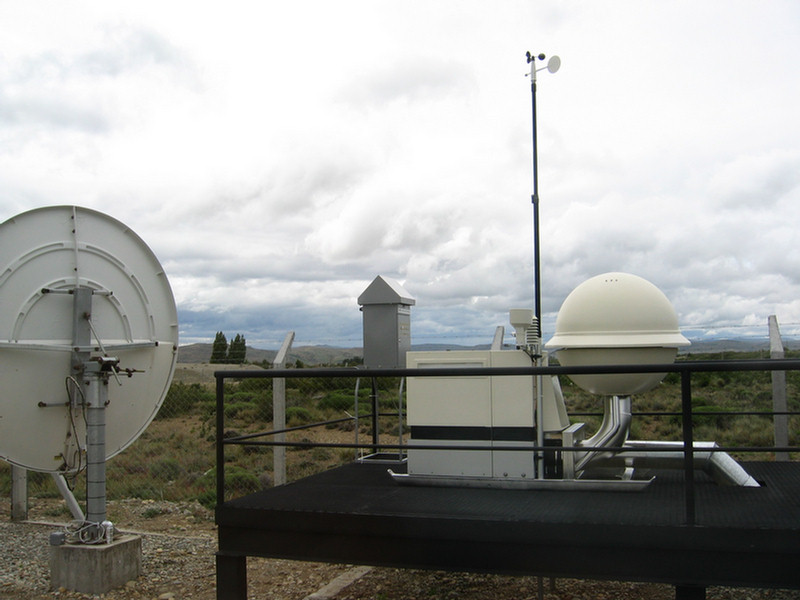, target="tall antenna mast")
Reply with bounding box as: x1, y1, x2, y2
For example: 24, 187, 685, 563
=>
526, 51, 560, 335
